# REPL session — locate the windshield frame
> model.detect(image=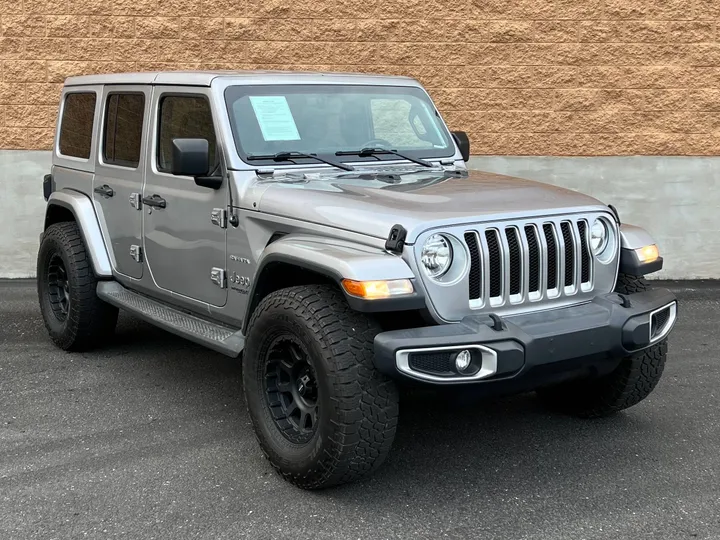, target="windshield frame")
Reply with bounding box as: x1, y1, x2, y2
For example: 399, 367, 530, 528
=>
223, 83, 456, 169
